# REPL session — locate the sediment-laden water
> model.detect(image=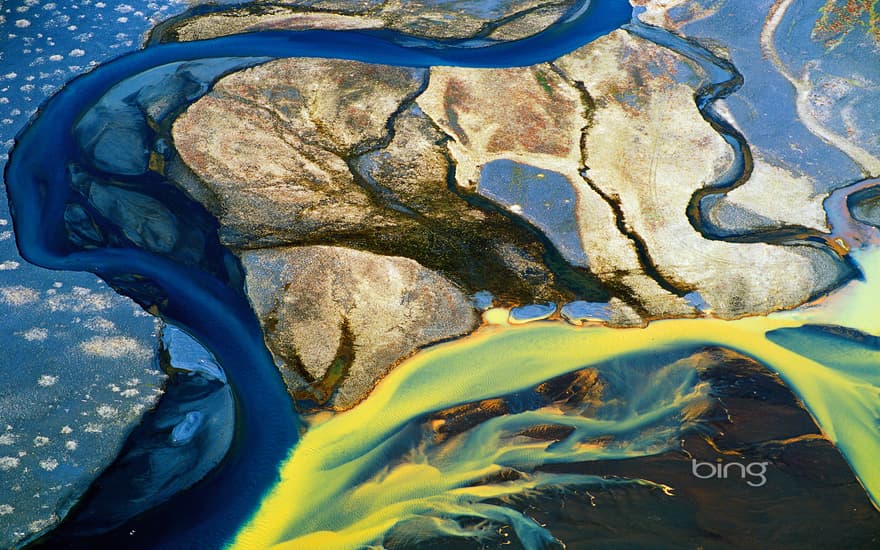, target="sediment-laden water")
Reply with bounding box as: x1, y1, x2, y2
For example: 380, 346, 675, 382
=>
234, 245, 880, 548
4, 0, 878, 548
